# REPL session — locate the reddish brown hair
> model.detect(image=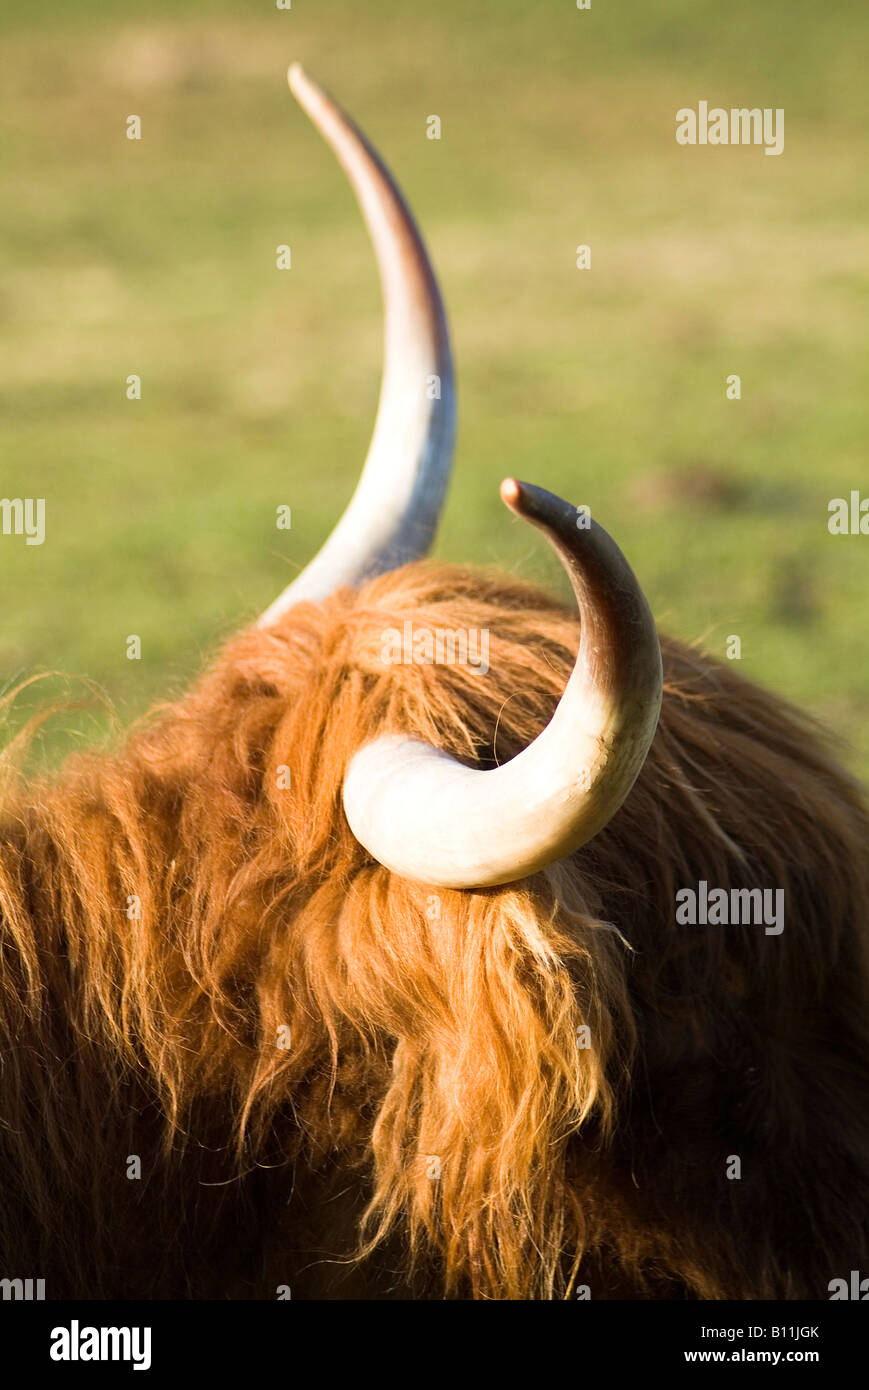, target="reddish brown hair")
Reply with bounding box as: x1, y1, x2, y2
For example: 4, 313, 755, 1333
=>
2, 563, 868, 1298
